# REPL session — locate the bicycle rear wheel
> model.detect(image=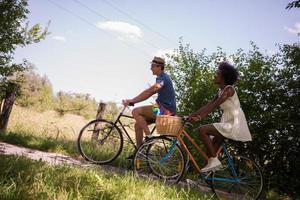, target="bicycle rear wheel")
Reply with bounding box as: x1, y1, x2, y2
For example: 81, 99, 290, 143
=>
211, 155, 263, 199
133, 136, 186, 185
77, 119, 123, 164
